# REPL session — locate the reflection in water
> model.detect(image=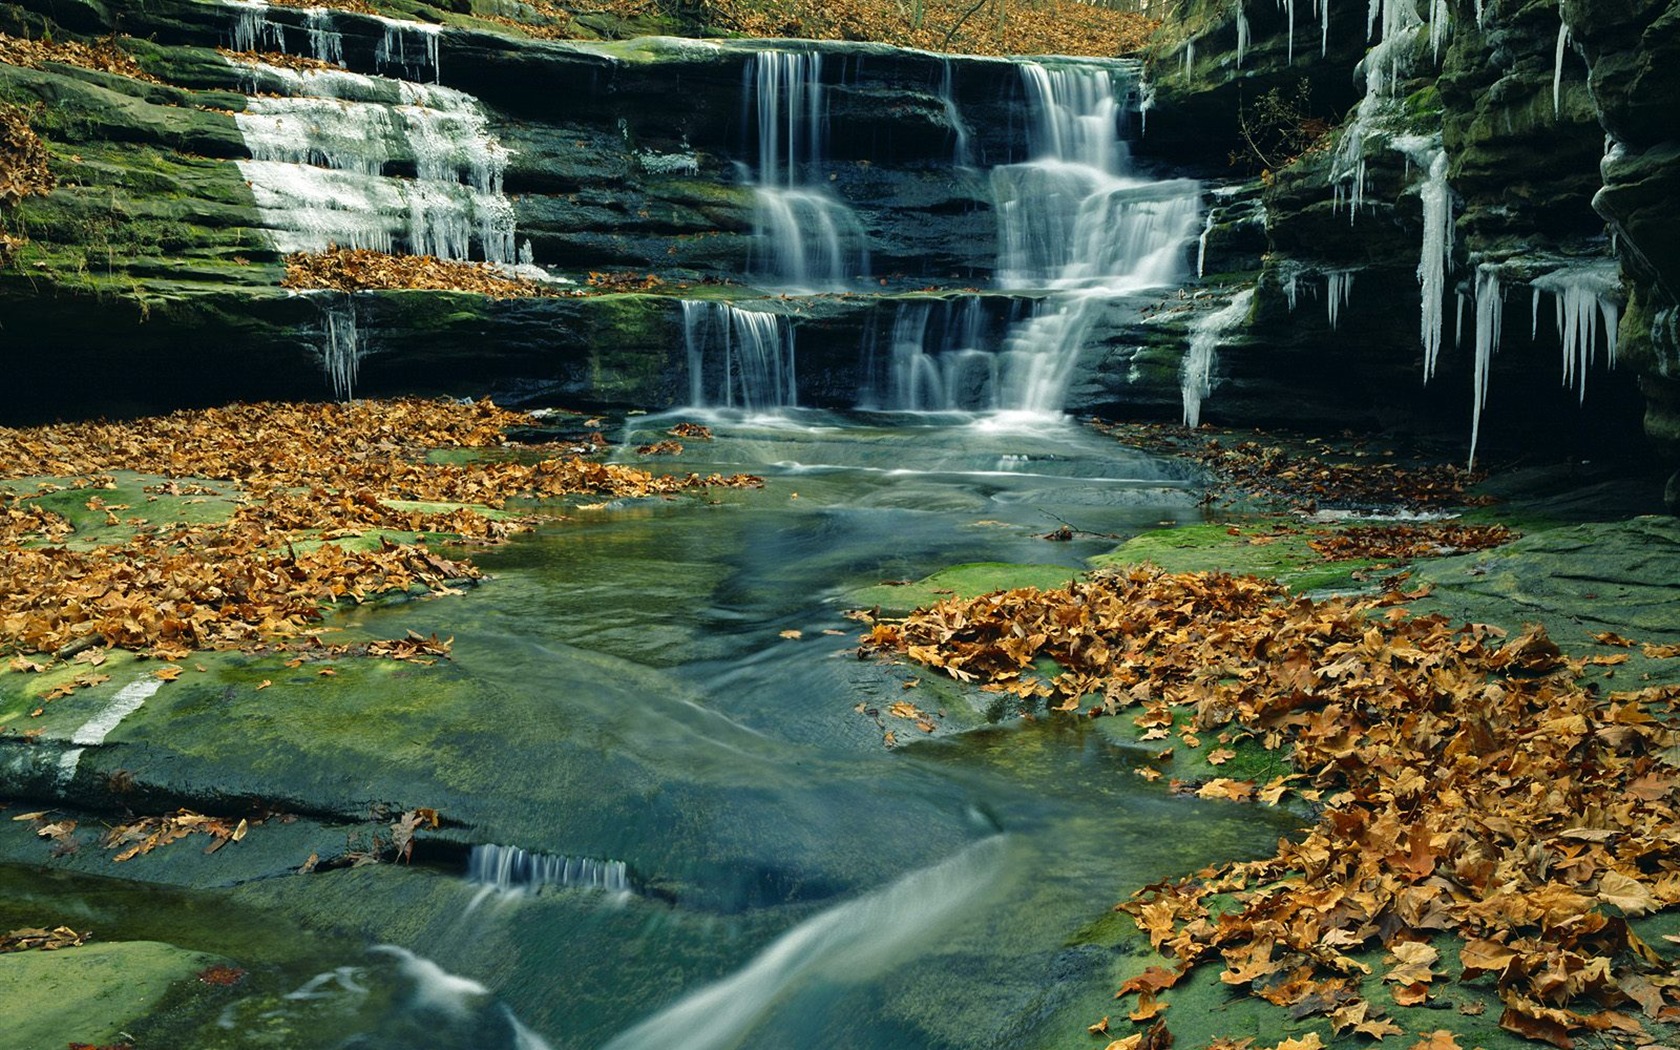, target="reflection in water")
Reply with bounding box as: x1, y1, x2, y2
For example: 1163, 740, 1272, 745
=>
5, 414, 1298, 1050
